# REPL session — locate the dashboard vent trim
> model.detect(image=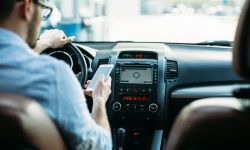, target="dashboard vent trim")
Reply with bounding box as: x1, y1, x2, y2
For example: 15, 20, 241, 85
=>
166, 60, 178, 80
